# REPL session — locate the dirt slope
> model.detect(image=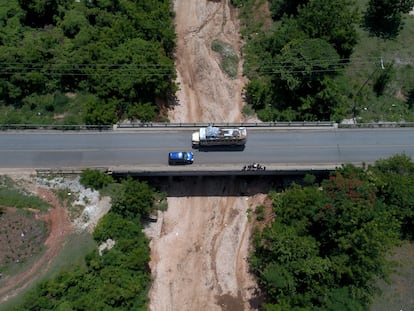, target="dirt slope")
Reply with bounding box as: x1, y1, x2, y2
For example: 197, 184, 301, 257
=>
148, 1, 261, 310
168, 0, 246, 123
